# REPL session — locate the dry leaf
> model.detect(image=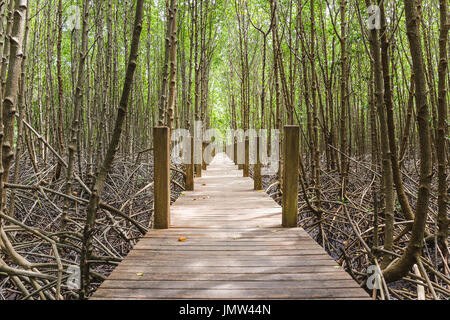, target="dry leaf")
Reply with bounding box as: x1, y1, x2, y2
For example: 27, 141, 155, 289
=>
178, 237, 187, 242
136, 273, 144, 276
